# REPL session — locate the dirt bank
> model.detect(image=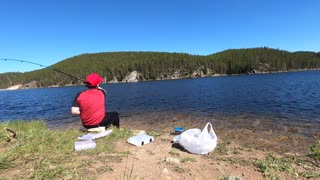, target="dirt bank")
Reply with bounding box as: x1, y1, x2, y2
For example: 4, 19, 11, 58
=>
76, 118, 320, 179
